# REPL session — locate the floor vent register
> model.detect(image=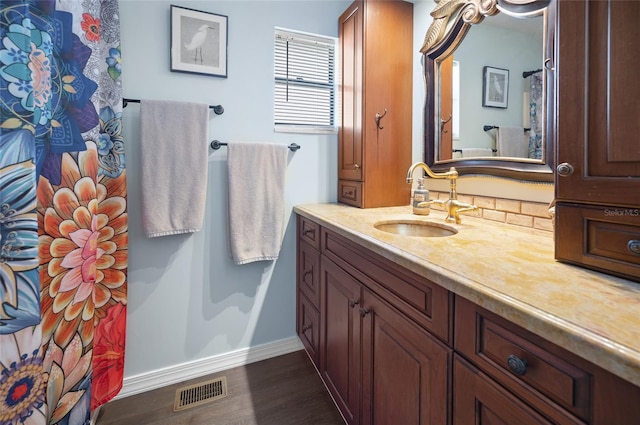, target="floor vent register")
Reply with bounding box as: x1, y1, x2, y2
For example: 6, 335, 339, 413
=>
173, 376, 228, 412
